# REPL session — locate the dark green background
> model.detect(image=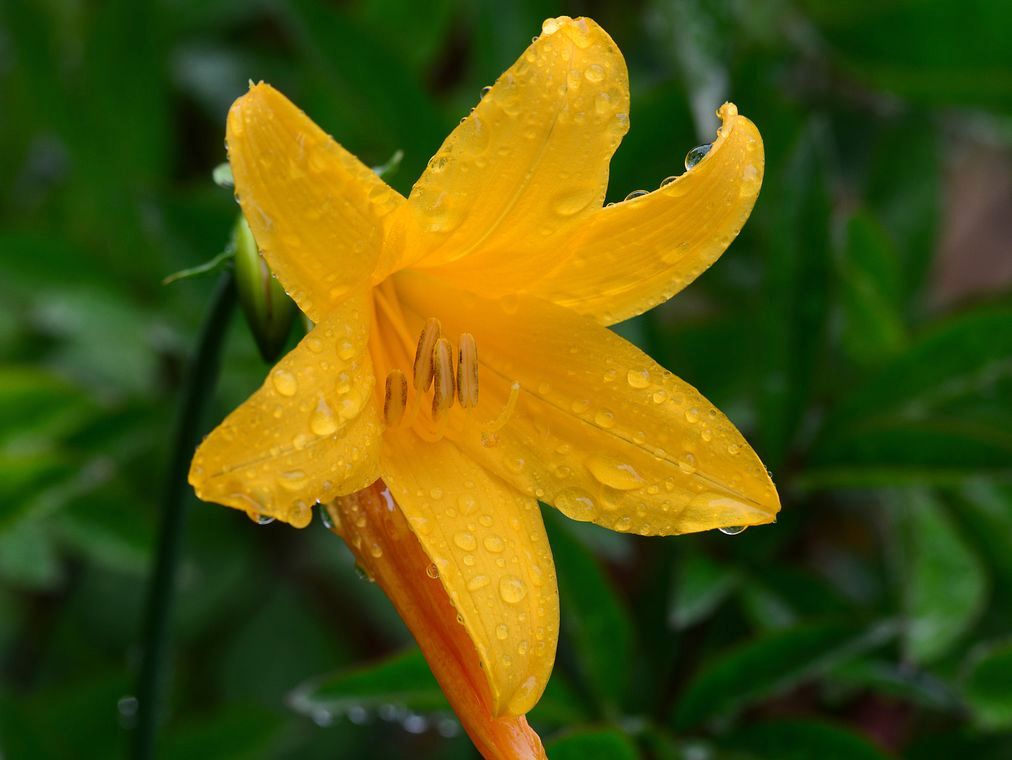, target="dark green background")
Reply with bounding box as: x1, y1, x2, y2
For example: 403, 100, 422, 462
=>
2, 0, 1011, 757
